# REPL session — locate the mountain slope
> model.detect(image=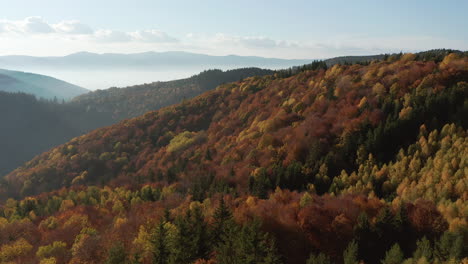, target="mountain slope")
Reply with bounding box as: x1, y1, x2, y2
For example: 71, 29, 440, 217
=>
0, 92, 110, 176
71, 68, 274, 121
0, 69, 88, 100
0, 68, 276, 177
0, 52, 466, 264
2, 53, 466, 199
